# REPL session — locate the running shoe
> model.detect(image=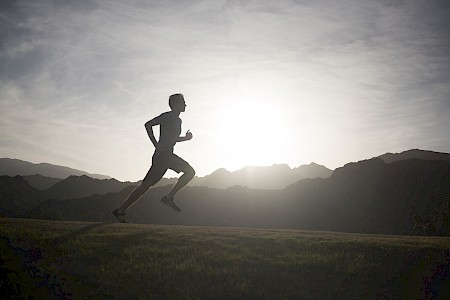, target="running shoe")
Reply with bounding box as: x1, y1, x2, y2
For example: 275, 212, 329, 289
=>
112, 209, 128, 223
160, 196, 181, 212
